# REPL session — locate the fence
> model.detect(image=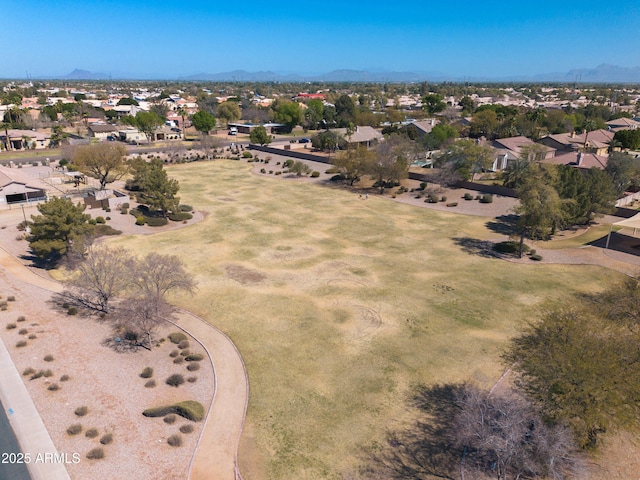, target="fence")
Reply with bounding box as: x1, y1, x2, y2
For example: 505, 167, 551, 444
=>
247, 144, 333, 164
